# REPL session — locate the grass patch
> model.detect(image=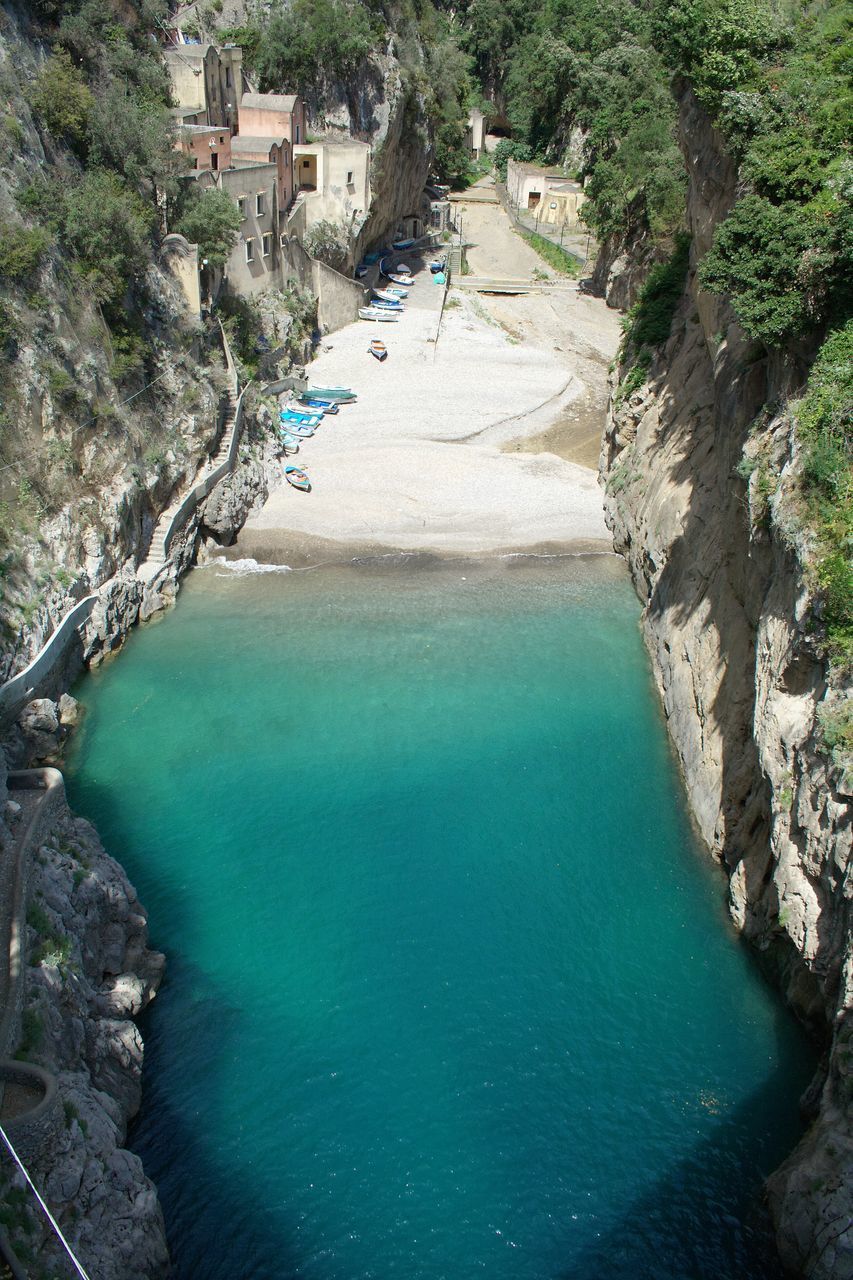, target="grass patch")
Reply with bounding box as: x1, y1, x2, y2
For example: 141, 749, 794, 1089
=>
519, 230, 581, 277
